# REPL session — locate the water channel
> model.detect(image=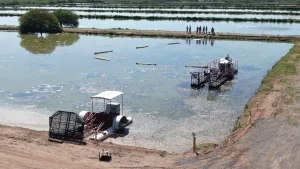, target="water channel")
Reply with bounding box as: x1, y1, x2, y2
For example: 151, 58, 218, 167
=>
1, 10, 299, 19
14, 6, 300, 13
1, 16, 300, 35
0, 31, 293, 152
